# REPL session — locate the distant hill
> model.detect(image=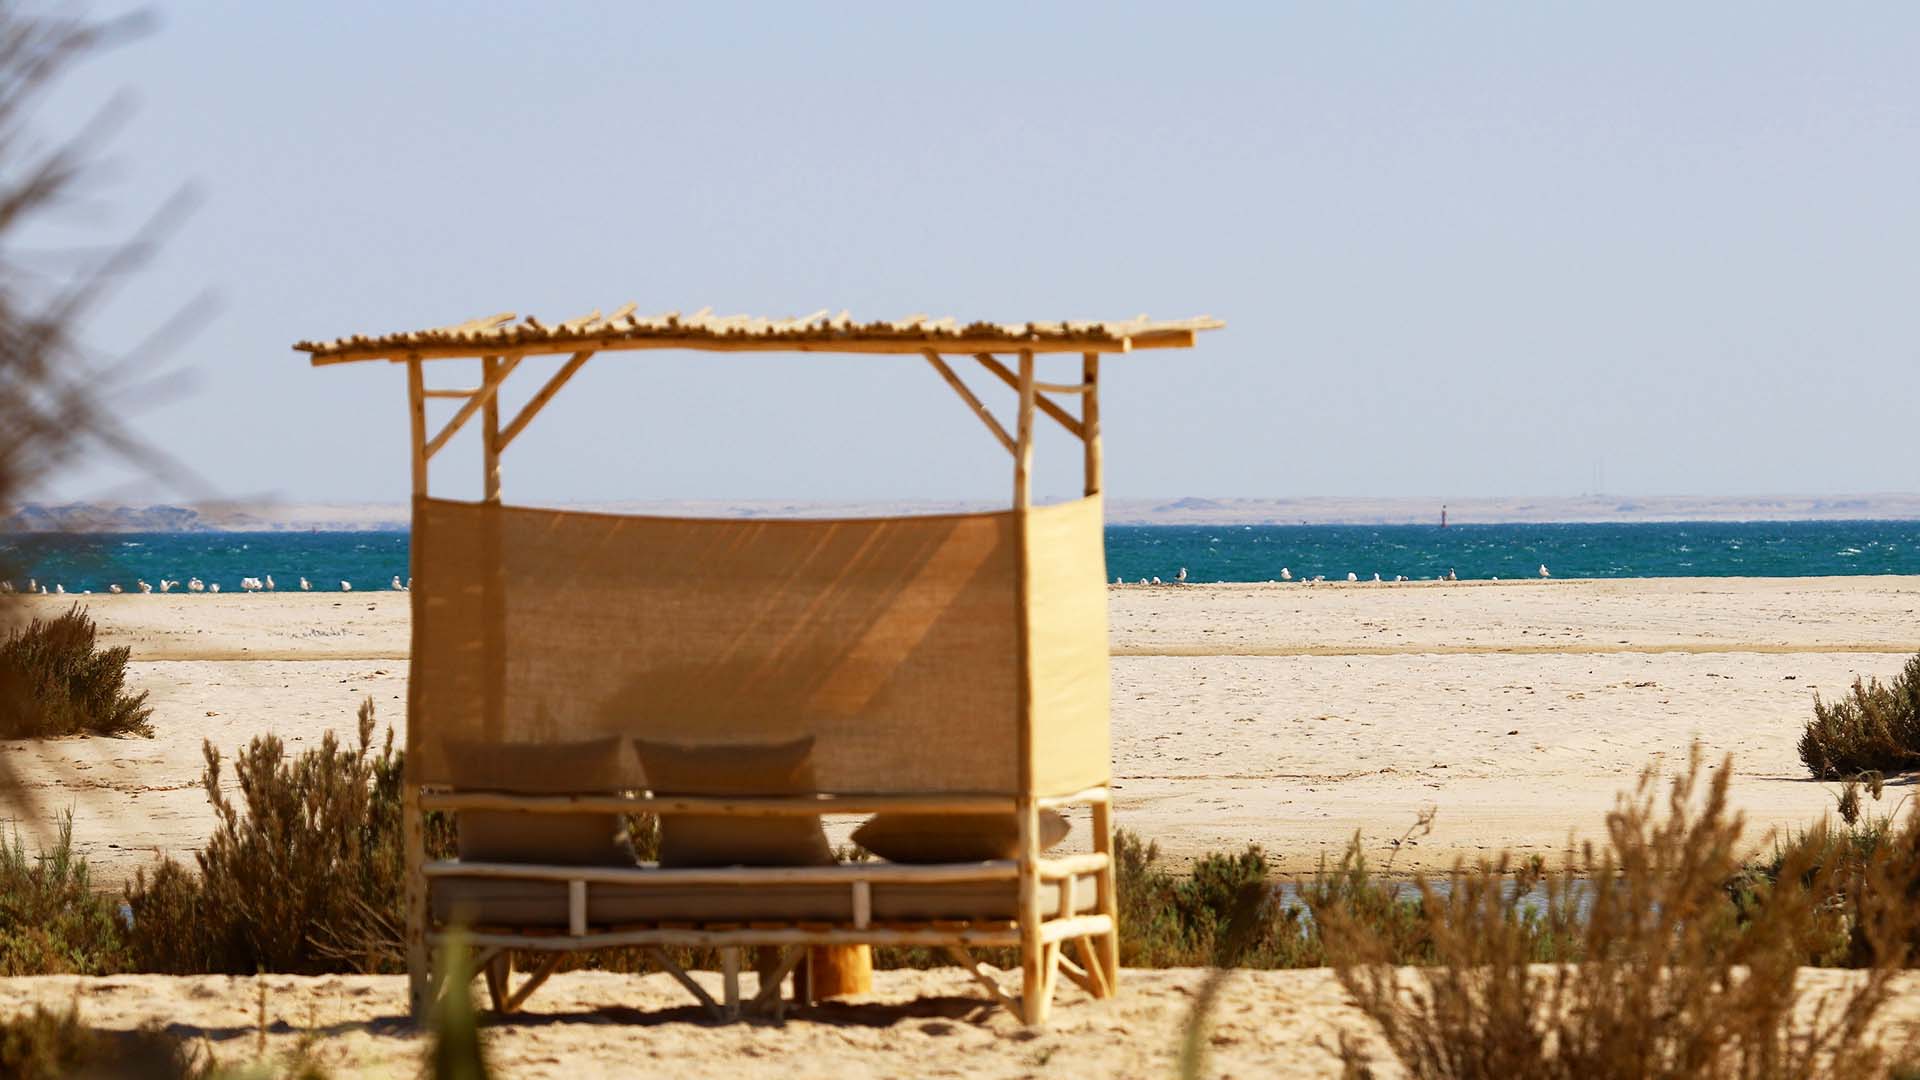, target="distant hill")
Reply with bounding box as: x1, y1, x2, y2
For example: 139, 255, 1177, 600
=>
7, 493, 1920, 532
